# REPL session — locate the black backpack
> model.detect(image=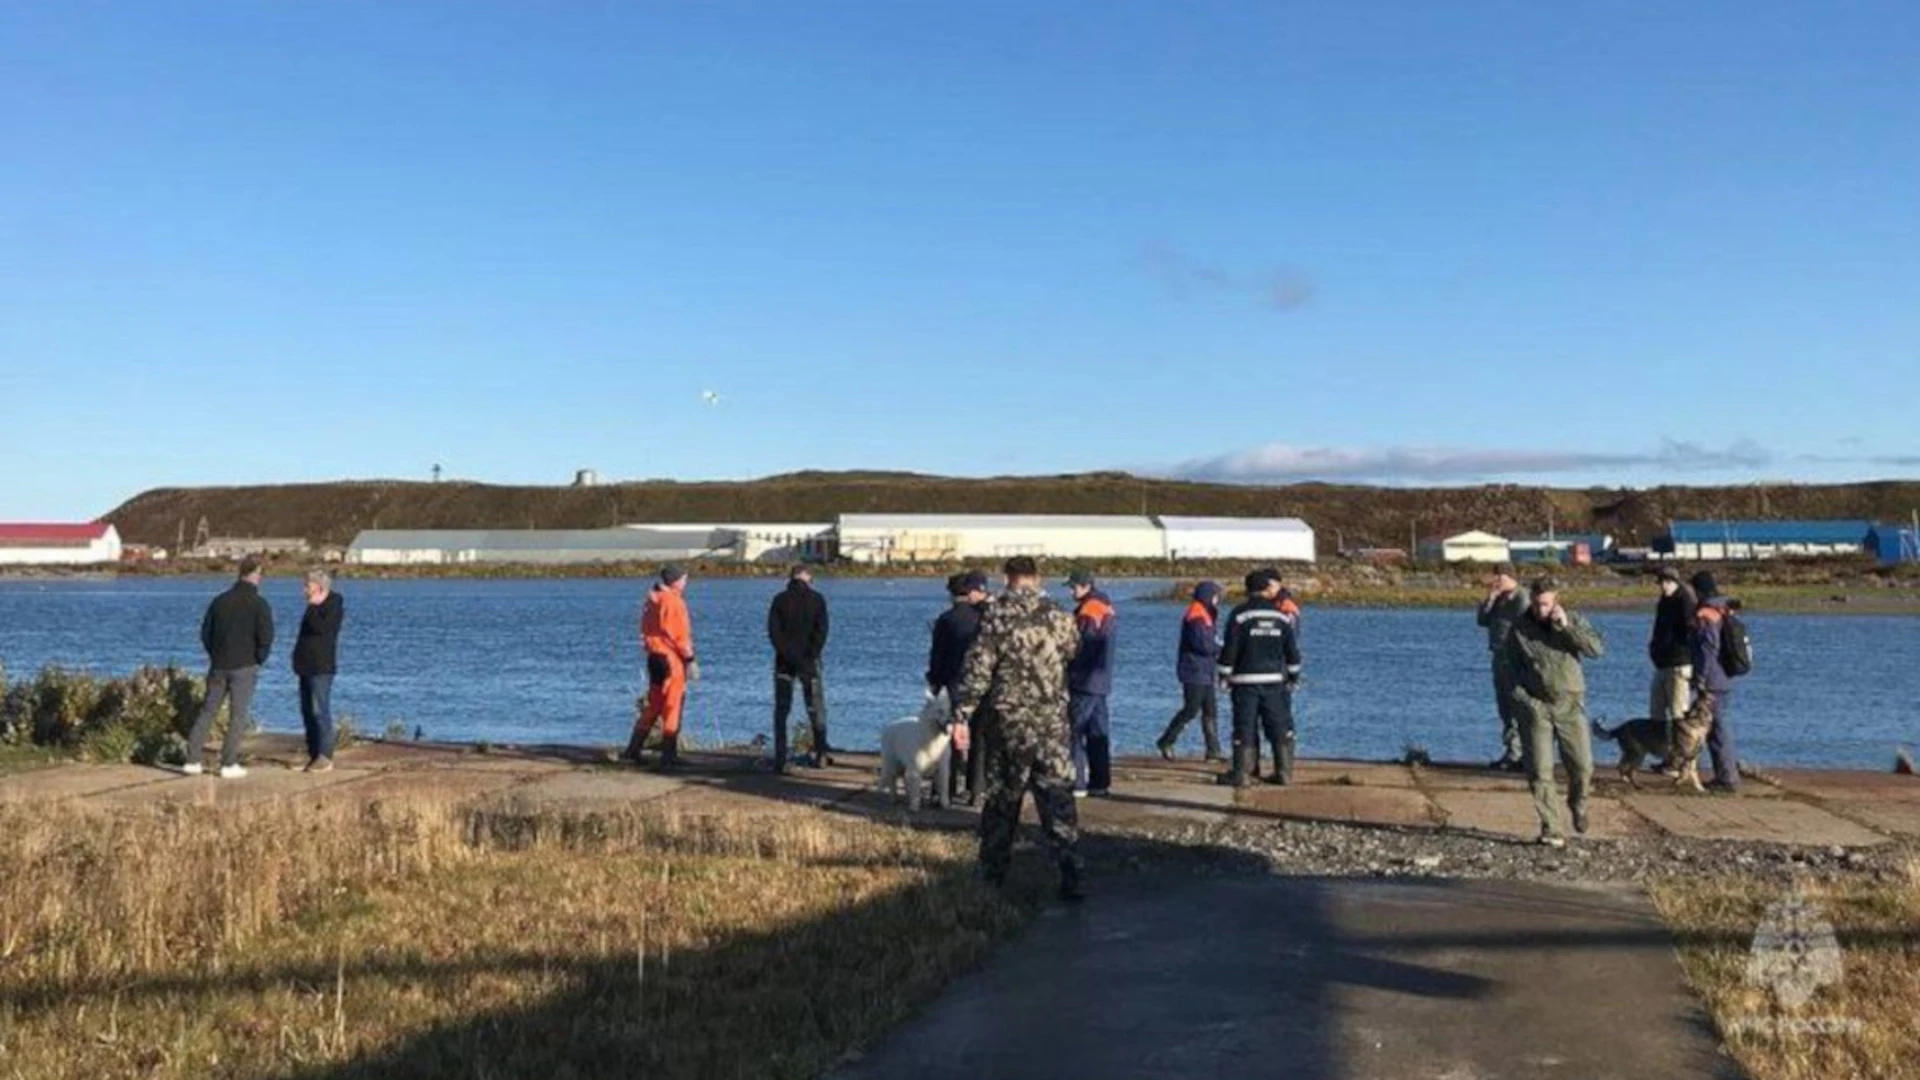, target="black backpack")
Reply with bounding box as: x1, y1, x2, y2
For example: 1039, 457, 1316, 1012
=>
1719, 608, 1753, 678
